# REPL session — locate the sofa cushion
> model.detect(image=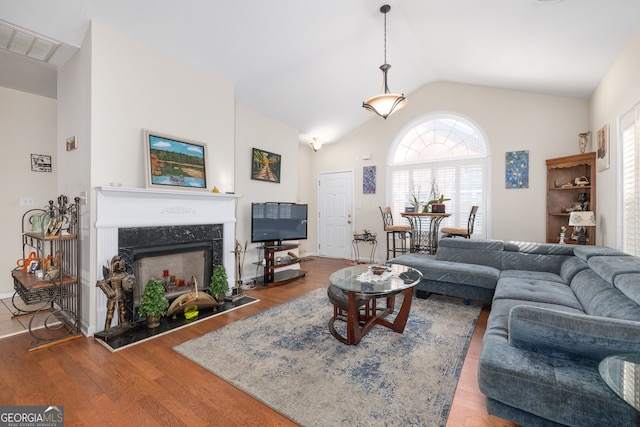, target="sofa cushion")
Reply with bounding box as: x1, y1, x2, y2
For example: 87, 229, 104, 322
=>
573, 245, 630, 262
435, 238, 505, 269
559, 256, 589, 283
614, 273, 640, 306
494, 277, 584, 311
438, 238, 505, 251
508, 305, 640, 360
571, 269, 640, 321
503, 241, 575, 256
500, 251, 571, 275
499, 269, 564, 283
390, 253, 499, 290
588, 255, 640, 284
484, 297, 584, 343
